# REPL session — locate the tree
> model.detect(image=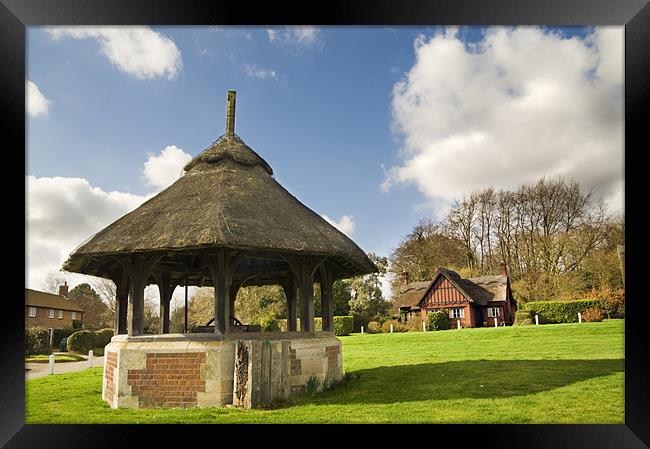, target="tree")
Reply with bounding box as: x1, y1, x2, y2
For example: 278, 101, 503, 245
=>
348, 253, 390, 331
67, 283, 111, 328
43, 272, 68, 294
